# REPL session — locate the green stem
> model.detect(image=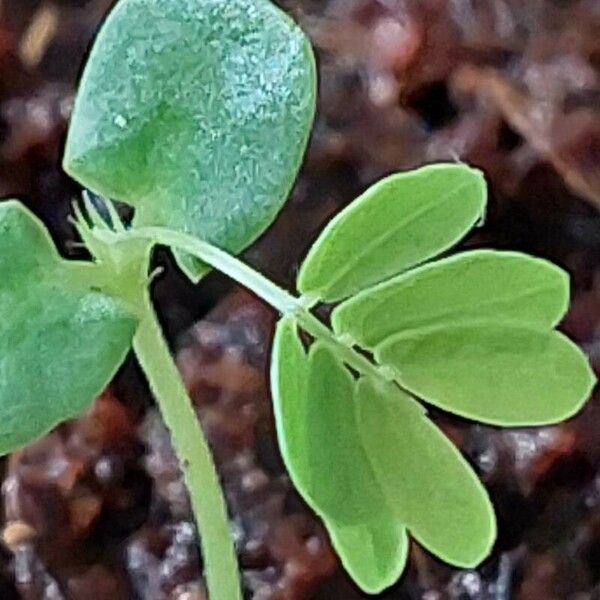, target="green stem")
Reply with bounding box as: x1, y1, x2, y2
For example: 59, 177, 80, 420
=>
133, 292, 242, 600
294, 309, 388, 382
137, 227, 301, 314
131, 227, 389, 382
